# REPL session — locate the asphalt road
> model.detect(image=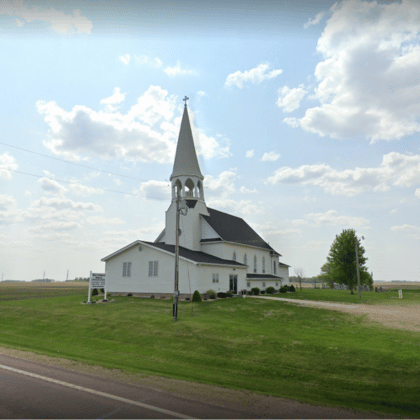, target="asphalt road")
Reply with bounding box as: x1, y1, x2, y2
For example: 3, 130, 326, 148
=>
0, 354, 248, 419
